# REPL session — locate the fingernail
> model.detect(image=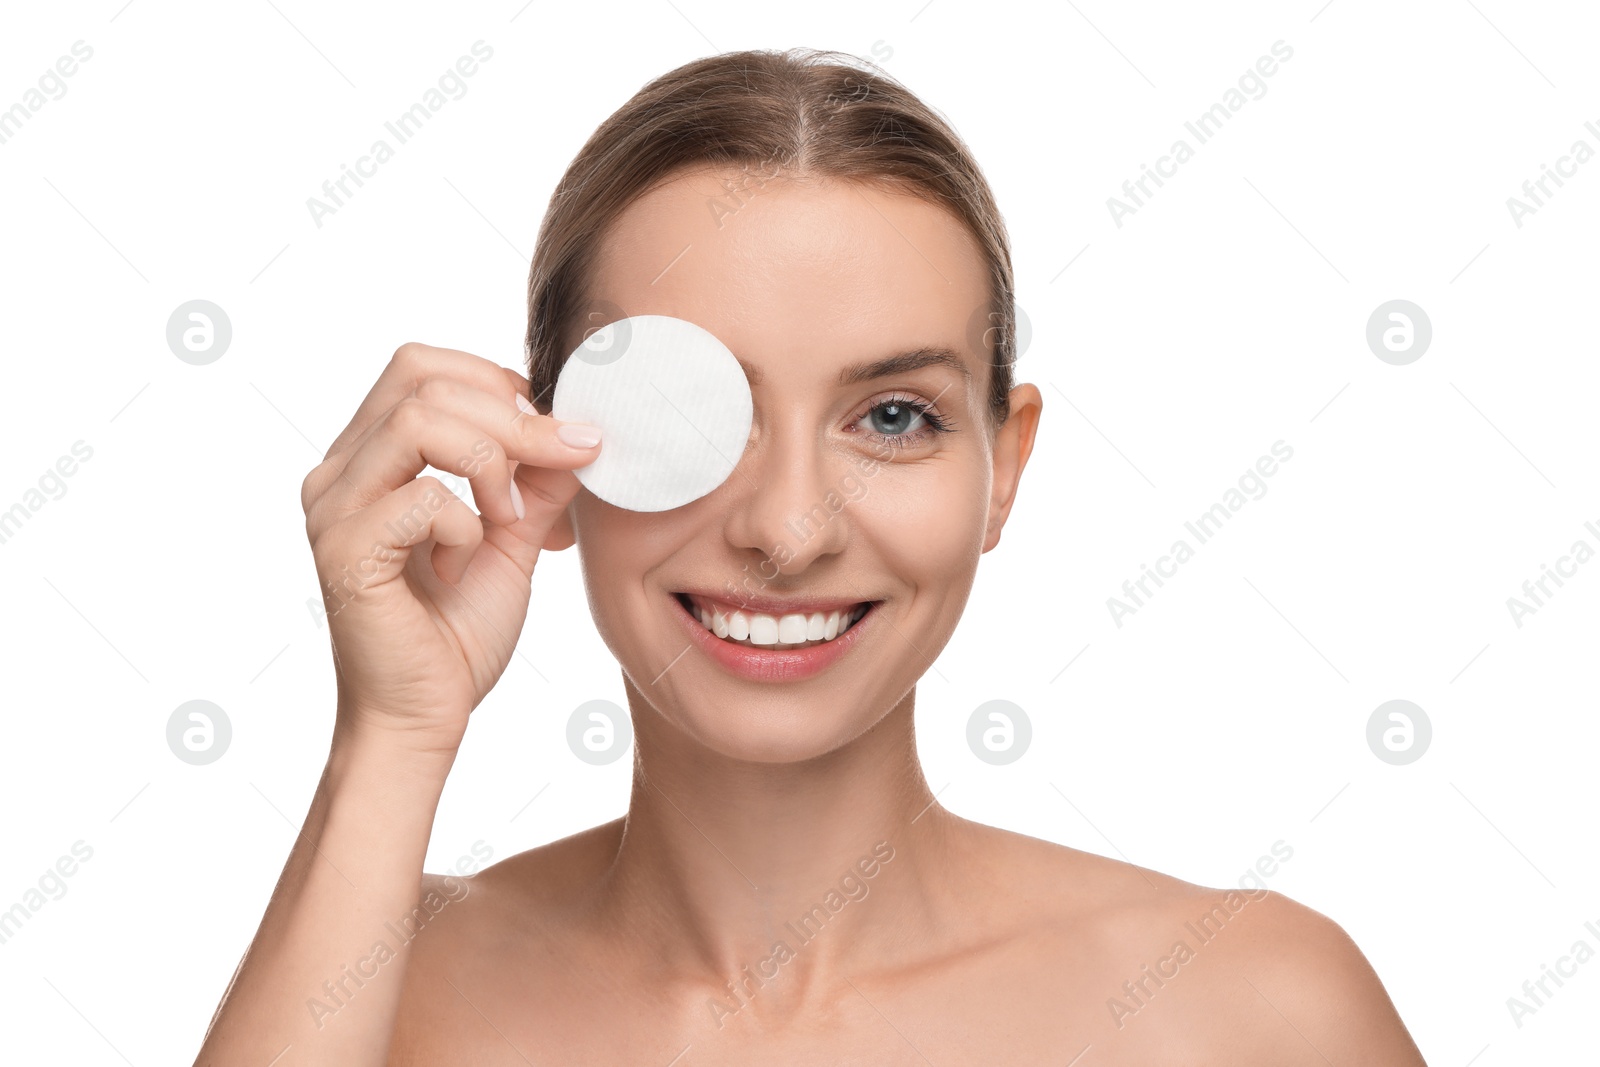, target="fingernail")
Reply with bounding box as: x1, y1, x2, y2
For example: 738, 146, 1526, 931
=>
510, 481, 525, 520
557, 423, 602, 448
515, 394, 537, 417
